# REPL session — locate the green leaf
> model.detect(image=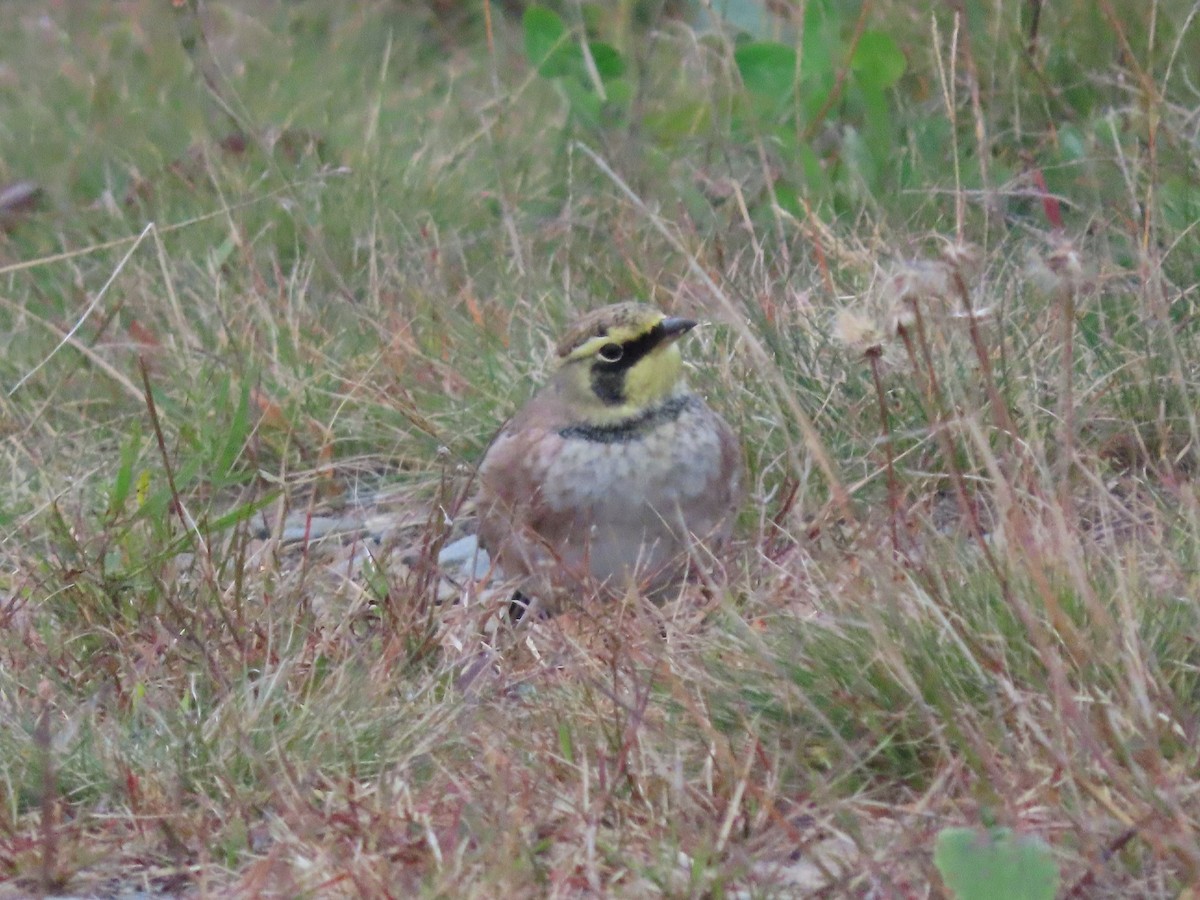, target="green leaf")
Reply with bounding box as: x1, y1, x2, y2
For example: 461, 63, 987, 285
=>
734, 42, 797, 102
796, 142, 831, 197
211, 234, 237, 269
557, 722, 574, 763
595, 77, 633, 123
203, 492, 280, 534
772, 180, 803, 218
212, 378, 251, 482
602, 77, 634, 109
1161, 175, 1200, 232
561, 78, 602, 127
587, 41, 624, 80
934, 827, 1060, 900
851, 30, 906, 89
859, 82, 894, 167
523, 5, 579, 79
800, 0, 838, 81
107, 421, 143, 520
645, 100, 711, 143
